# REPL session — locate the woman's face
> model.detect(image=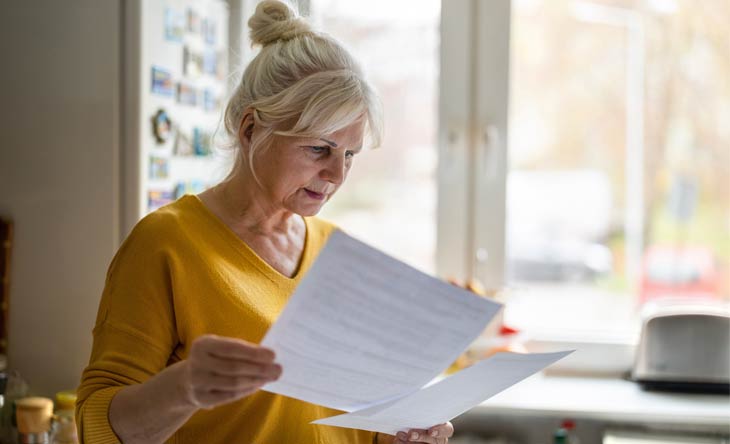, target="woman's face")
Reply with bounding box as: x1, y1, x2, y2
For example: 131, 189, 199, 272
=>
250, 120, 365, 217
